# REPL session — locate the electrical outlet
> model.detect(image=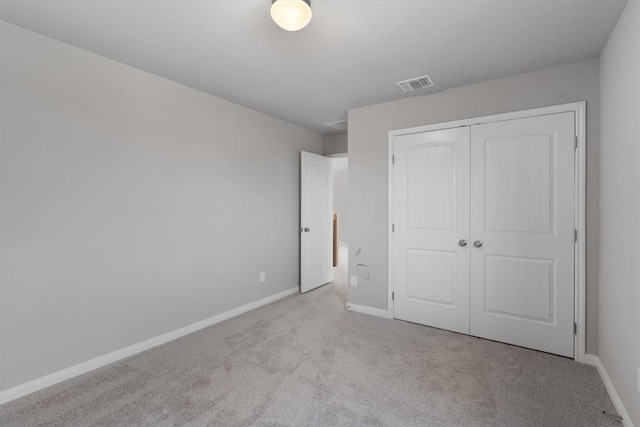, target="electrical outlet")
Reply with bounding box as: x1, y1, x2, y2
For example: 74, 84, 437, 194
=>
350, 275, 357, 286
259, 271, 265, 282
